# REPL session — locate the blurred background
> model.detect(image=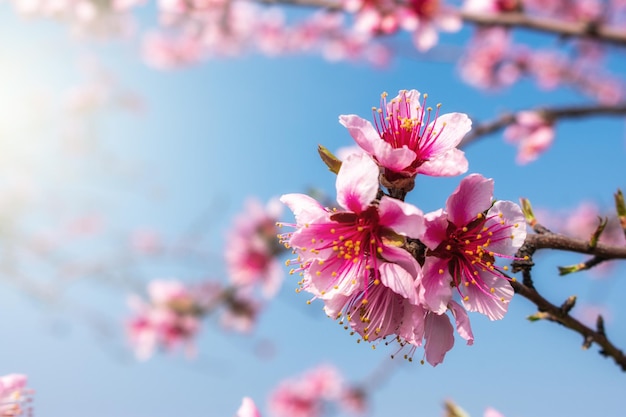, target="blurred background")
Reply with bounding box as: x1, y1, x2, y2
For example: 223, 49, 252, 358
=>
1, 2, 626, 416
